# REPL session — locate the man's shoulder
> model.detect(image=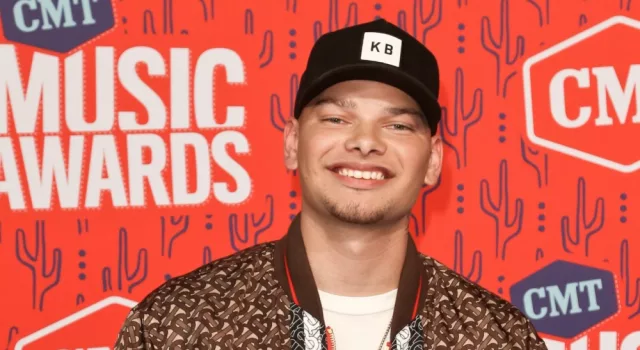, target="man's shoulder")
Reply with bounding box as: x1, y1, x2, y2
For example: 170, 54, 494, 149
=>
133, 241, 278, 315
114, 242, 287, 349
420, 254, 547, 348
420, 254, 525, 315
